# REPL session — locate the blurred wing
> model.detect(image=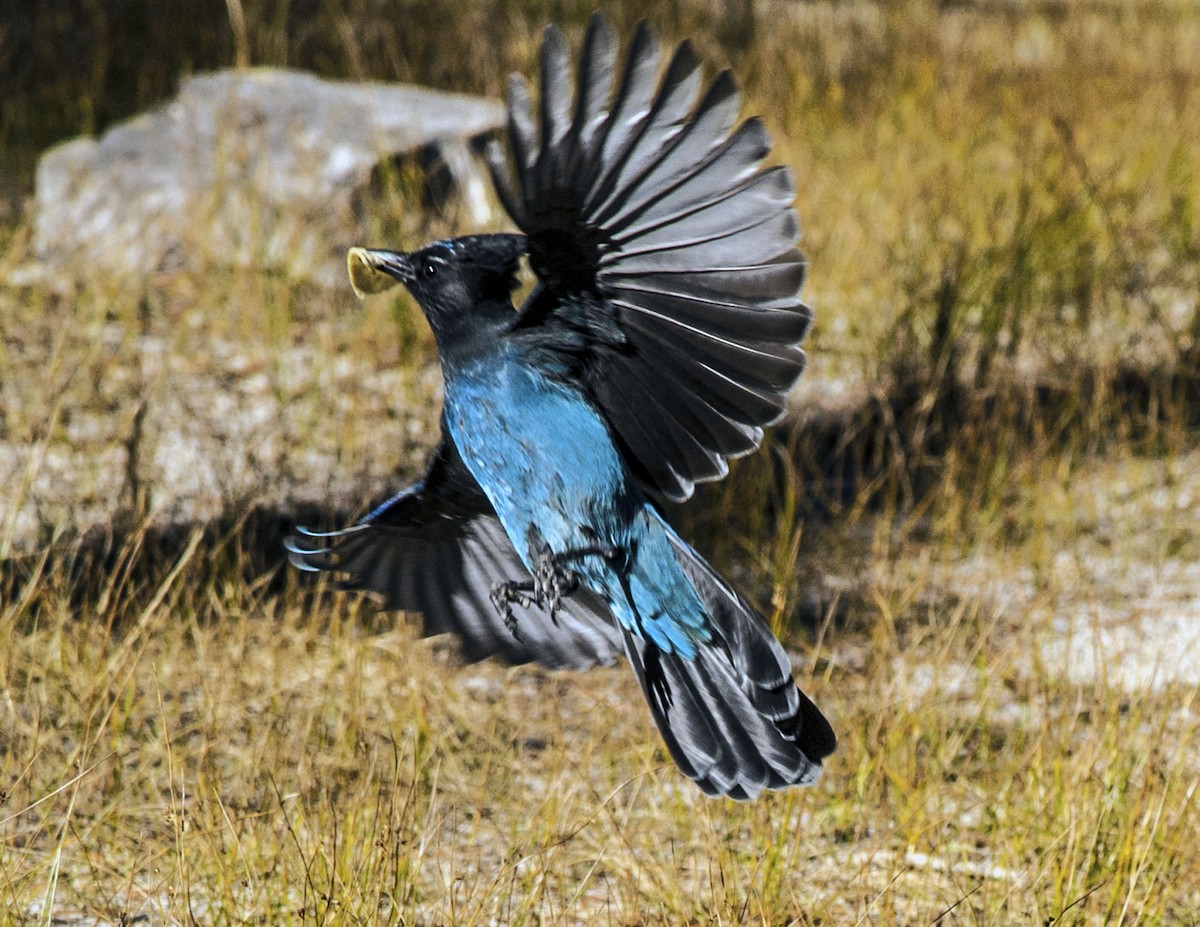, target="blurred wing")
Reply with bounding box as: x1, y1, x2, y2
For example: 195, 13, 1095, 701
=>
286, 435, 622, 671
487, 14, 811, 502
